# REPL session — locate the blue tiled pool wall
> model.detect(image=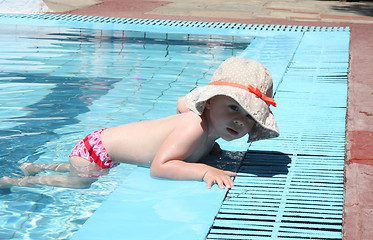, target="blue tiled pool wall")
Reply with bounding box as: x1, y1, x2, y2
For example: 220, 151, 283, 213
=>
208, 31, 349, 239
0, 22, 252, 239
